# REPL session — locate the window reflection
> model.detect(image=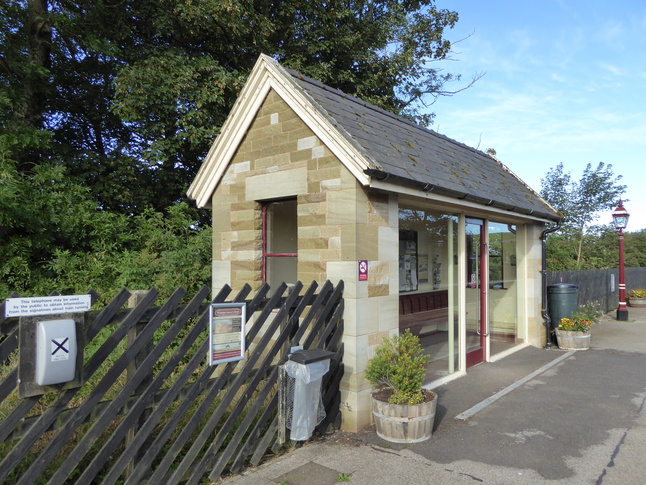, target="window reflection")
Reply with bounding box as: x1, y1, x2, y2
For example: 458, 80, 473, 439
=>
398, 208, 459, 382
